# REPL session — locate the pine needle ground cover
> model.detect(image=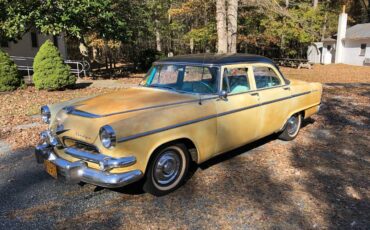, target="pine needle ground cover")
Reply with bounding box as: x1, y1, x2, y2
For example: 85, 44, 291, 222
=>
0, 64, 369, 228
